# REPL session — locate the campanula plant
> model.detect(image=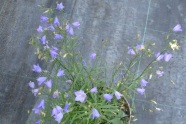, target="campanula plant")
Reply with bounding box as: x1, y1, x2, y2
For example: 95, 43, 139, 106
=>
28, 2, 182, 124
